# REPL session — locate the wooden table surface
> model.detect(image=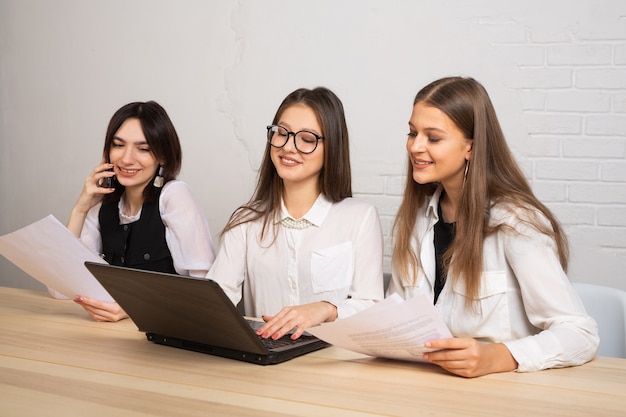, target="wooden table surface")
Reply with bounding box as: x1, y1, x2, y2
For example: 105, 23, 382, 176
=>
0, 286, 624, 416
